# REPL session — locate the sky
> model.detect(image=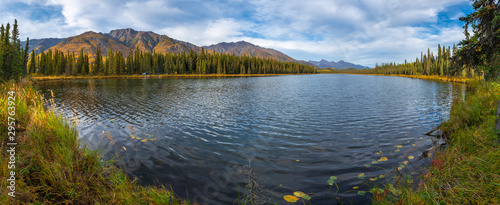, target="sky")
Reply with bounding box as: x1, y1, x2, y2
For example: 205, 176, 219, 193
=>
0, 0, 474, 67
